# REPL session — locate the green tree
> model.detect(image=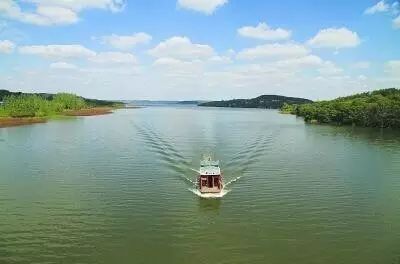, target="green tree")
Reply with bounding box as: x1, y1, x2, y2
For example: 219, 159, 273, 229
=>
53, 93, 86, 110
